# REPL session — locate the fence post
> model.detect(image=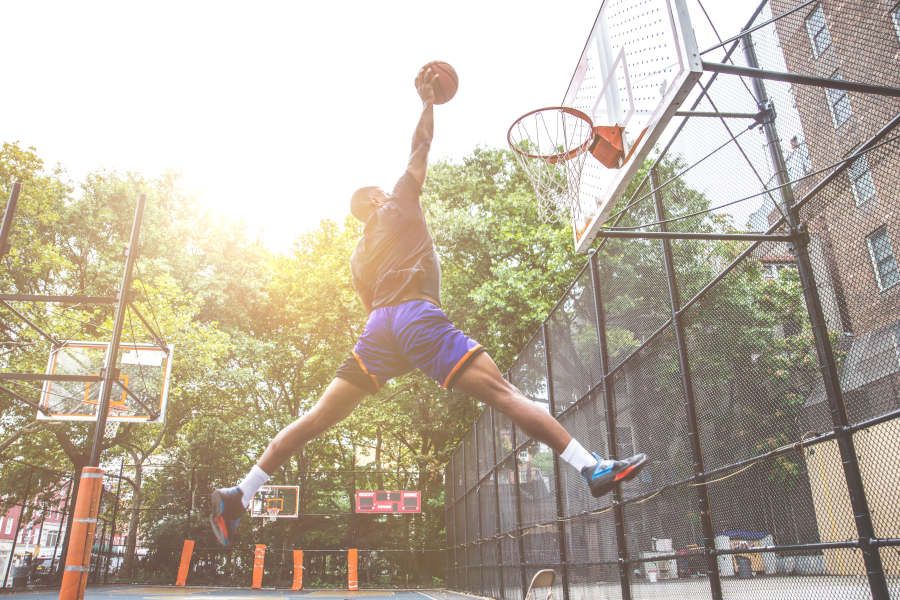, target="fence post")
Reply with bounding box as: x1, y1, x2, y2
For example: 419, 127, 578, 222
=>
489, 407, 506, 600
473, 403, 485, 596
104, 459, 123, 583
542, 322, 571, 600
588, 250, 633, 600
509, 378, 529, 596
651, 167, 724, 600
461, 426, 470, 592
741, 30, 889, 600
